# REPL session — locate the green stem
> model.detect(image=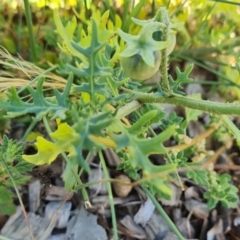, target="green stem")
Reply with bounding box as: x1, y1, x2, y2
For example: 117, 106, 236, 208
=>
21, 118, 38, 142
155, 7, 170, 92
106, 77, 118, 97
142, 186, 185, 240
77, 151, 95, 203
23, 0, 37, 62
115, 100, 142, 119
148, 127, 184, 190
121, 89, 240, 116
42, 117, 89, 201
78, 151, 94, 179
2, 160, 35, 240
17, 7, 23, 55
220, 115, 240, 145
98, 150, 118, 240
